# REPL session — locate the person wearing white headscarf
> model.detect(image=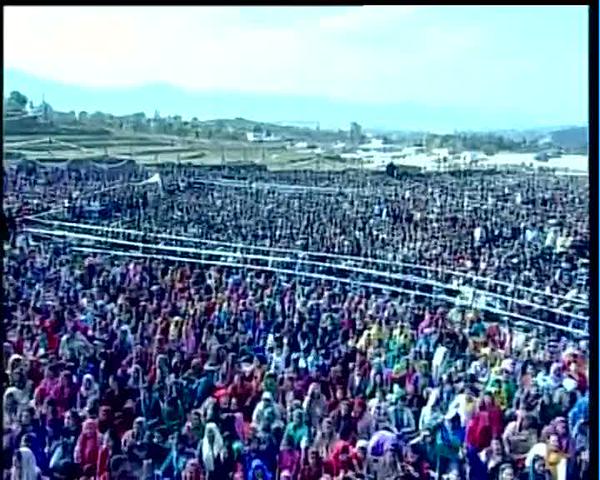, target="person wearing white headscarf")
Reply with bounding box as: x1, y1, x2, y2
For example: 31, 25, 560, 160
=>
77, 374, 99, 410
11, 447, 41, 480
252, 391, 281, 426
199, 422, 226, 480
303, 382, 327, 430
4, 386, 25, 427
